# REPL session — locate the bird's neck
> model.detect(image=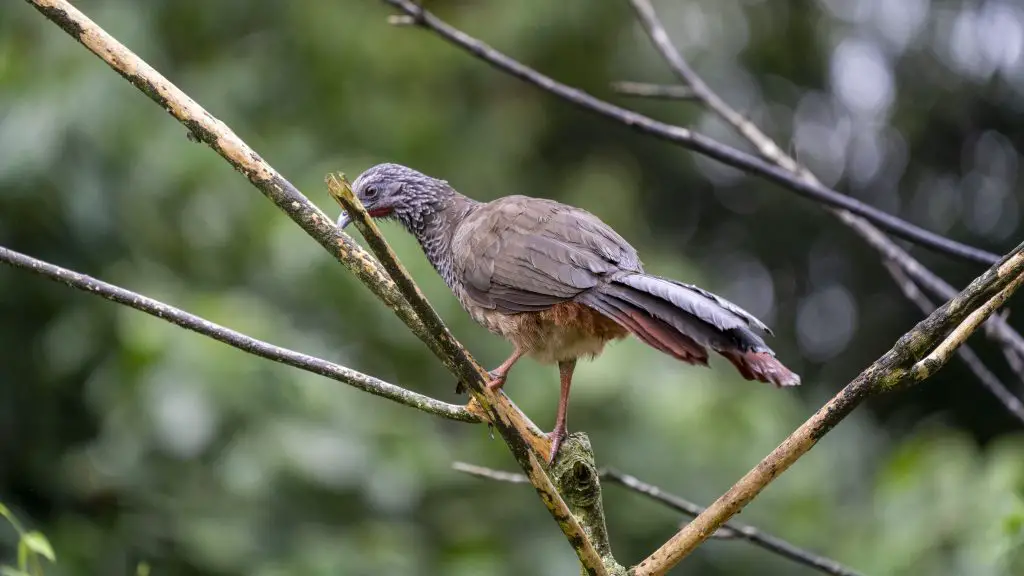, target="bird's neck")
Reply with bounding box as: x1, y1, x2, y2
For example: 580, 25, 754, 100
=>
403, 190, 479, 289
